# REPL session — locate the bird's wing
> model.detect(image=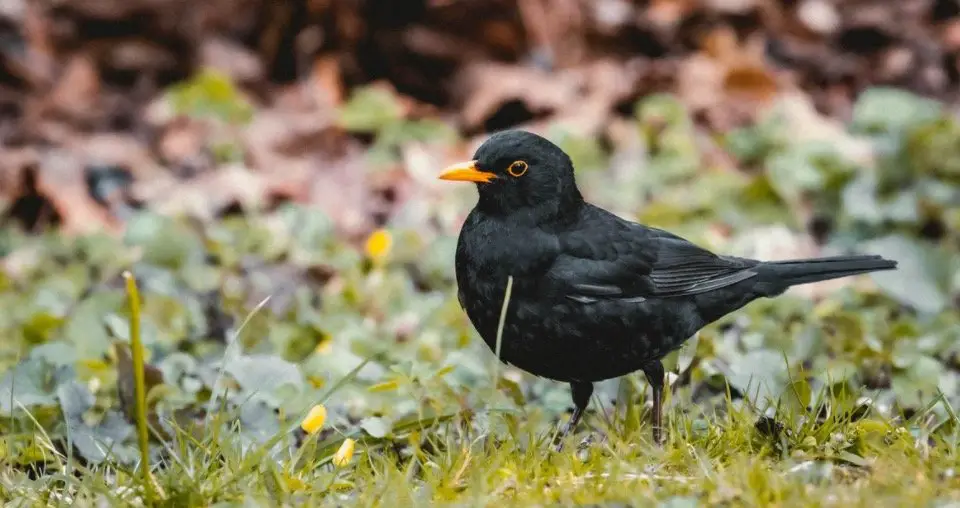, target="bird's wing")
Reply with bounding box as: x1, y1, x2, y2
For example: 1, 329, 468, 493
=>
643, 231, 759, 297
546, 218, 758, 302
